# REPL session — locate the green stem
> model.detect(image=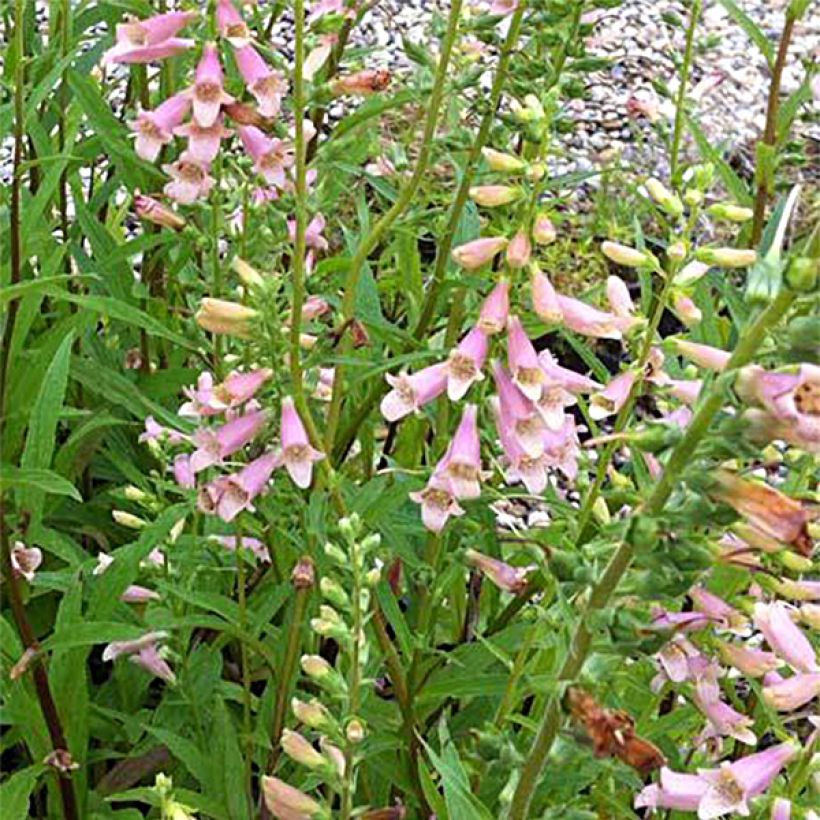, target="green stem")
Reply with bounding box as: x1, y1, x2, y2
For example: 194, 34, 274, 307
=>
211, 159, 224, 377
669, 0, 702, 184
323, 0, 465, 453
235, 530, 253, 808
507, 289, 796, 819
